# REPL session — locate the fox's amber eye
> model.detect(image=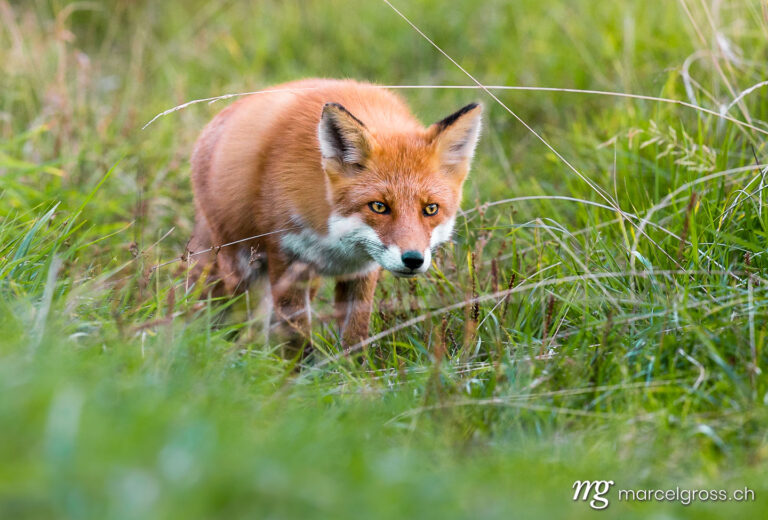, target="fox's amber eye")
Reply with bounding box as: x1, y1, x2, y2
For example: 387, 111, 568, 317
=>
423, 203, 439, 216
368, 201, 390, 214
